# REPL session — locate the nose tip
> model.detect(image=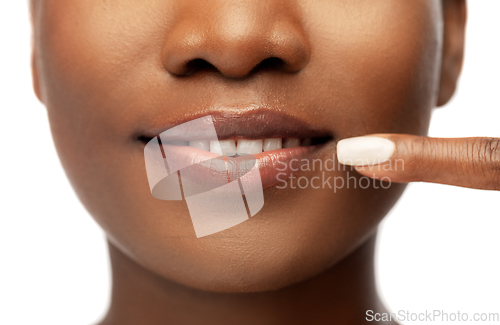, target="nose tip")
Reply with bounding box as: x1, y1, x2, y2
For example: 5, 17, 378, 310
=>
162, 6, 311, 79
